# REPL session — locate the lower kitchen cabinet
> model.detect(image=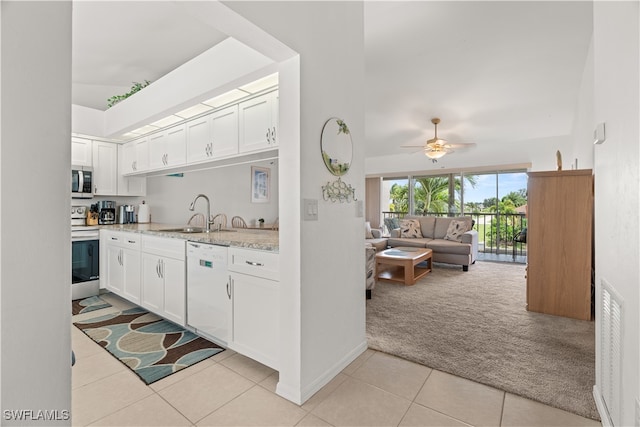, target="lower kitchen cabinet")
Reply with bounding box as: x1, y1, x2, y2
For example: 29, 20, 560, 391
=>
228, 247, 279, 370
141, 235, 186, 326
101, 231, 141, 304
